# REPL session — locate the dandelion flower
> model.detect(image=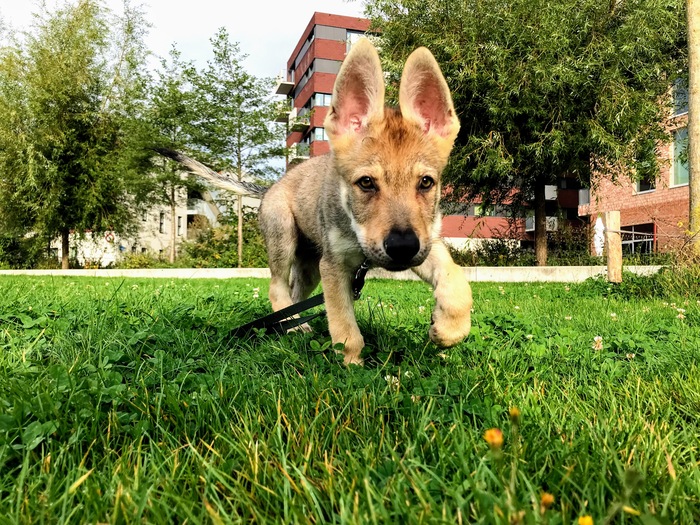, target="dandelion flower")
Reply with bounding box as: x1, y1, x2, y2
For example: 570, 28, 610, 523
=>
578, 516, 593, 525
540, 492, 555, 511
592, 336, 603, 351
509, 407, 521, 425
484, 428, 504, 450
